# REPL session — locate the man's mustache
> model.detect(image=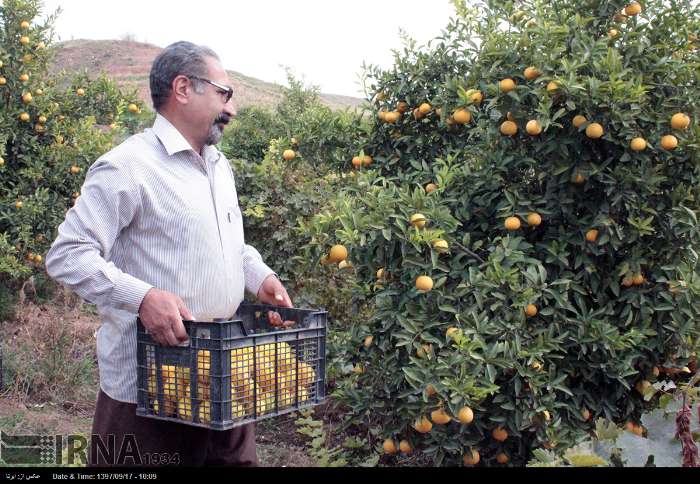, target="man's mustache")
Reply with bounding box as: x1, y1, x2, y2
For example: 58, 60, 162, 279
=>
214, 114, 231, 125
